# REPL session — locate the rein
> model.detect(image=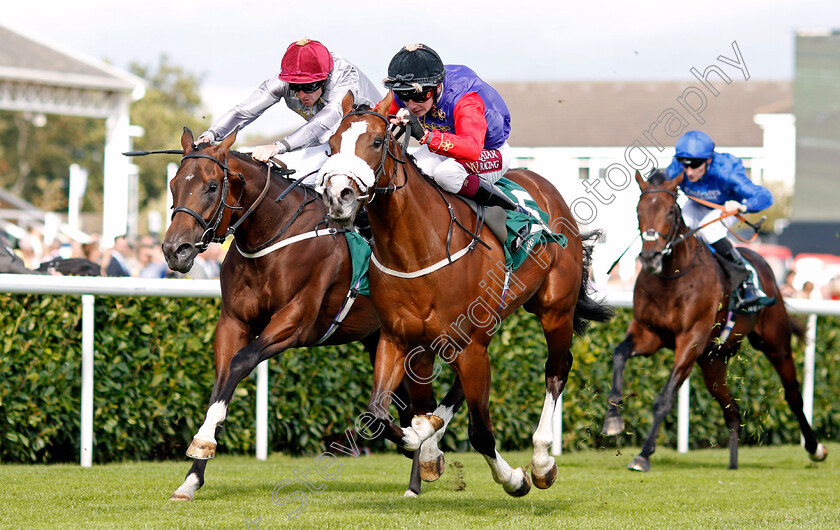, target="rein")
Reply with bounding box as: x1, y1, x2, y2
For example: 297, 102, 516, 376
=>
685, 195, 765, 243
